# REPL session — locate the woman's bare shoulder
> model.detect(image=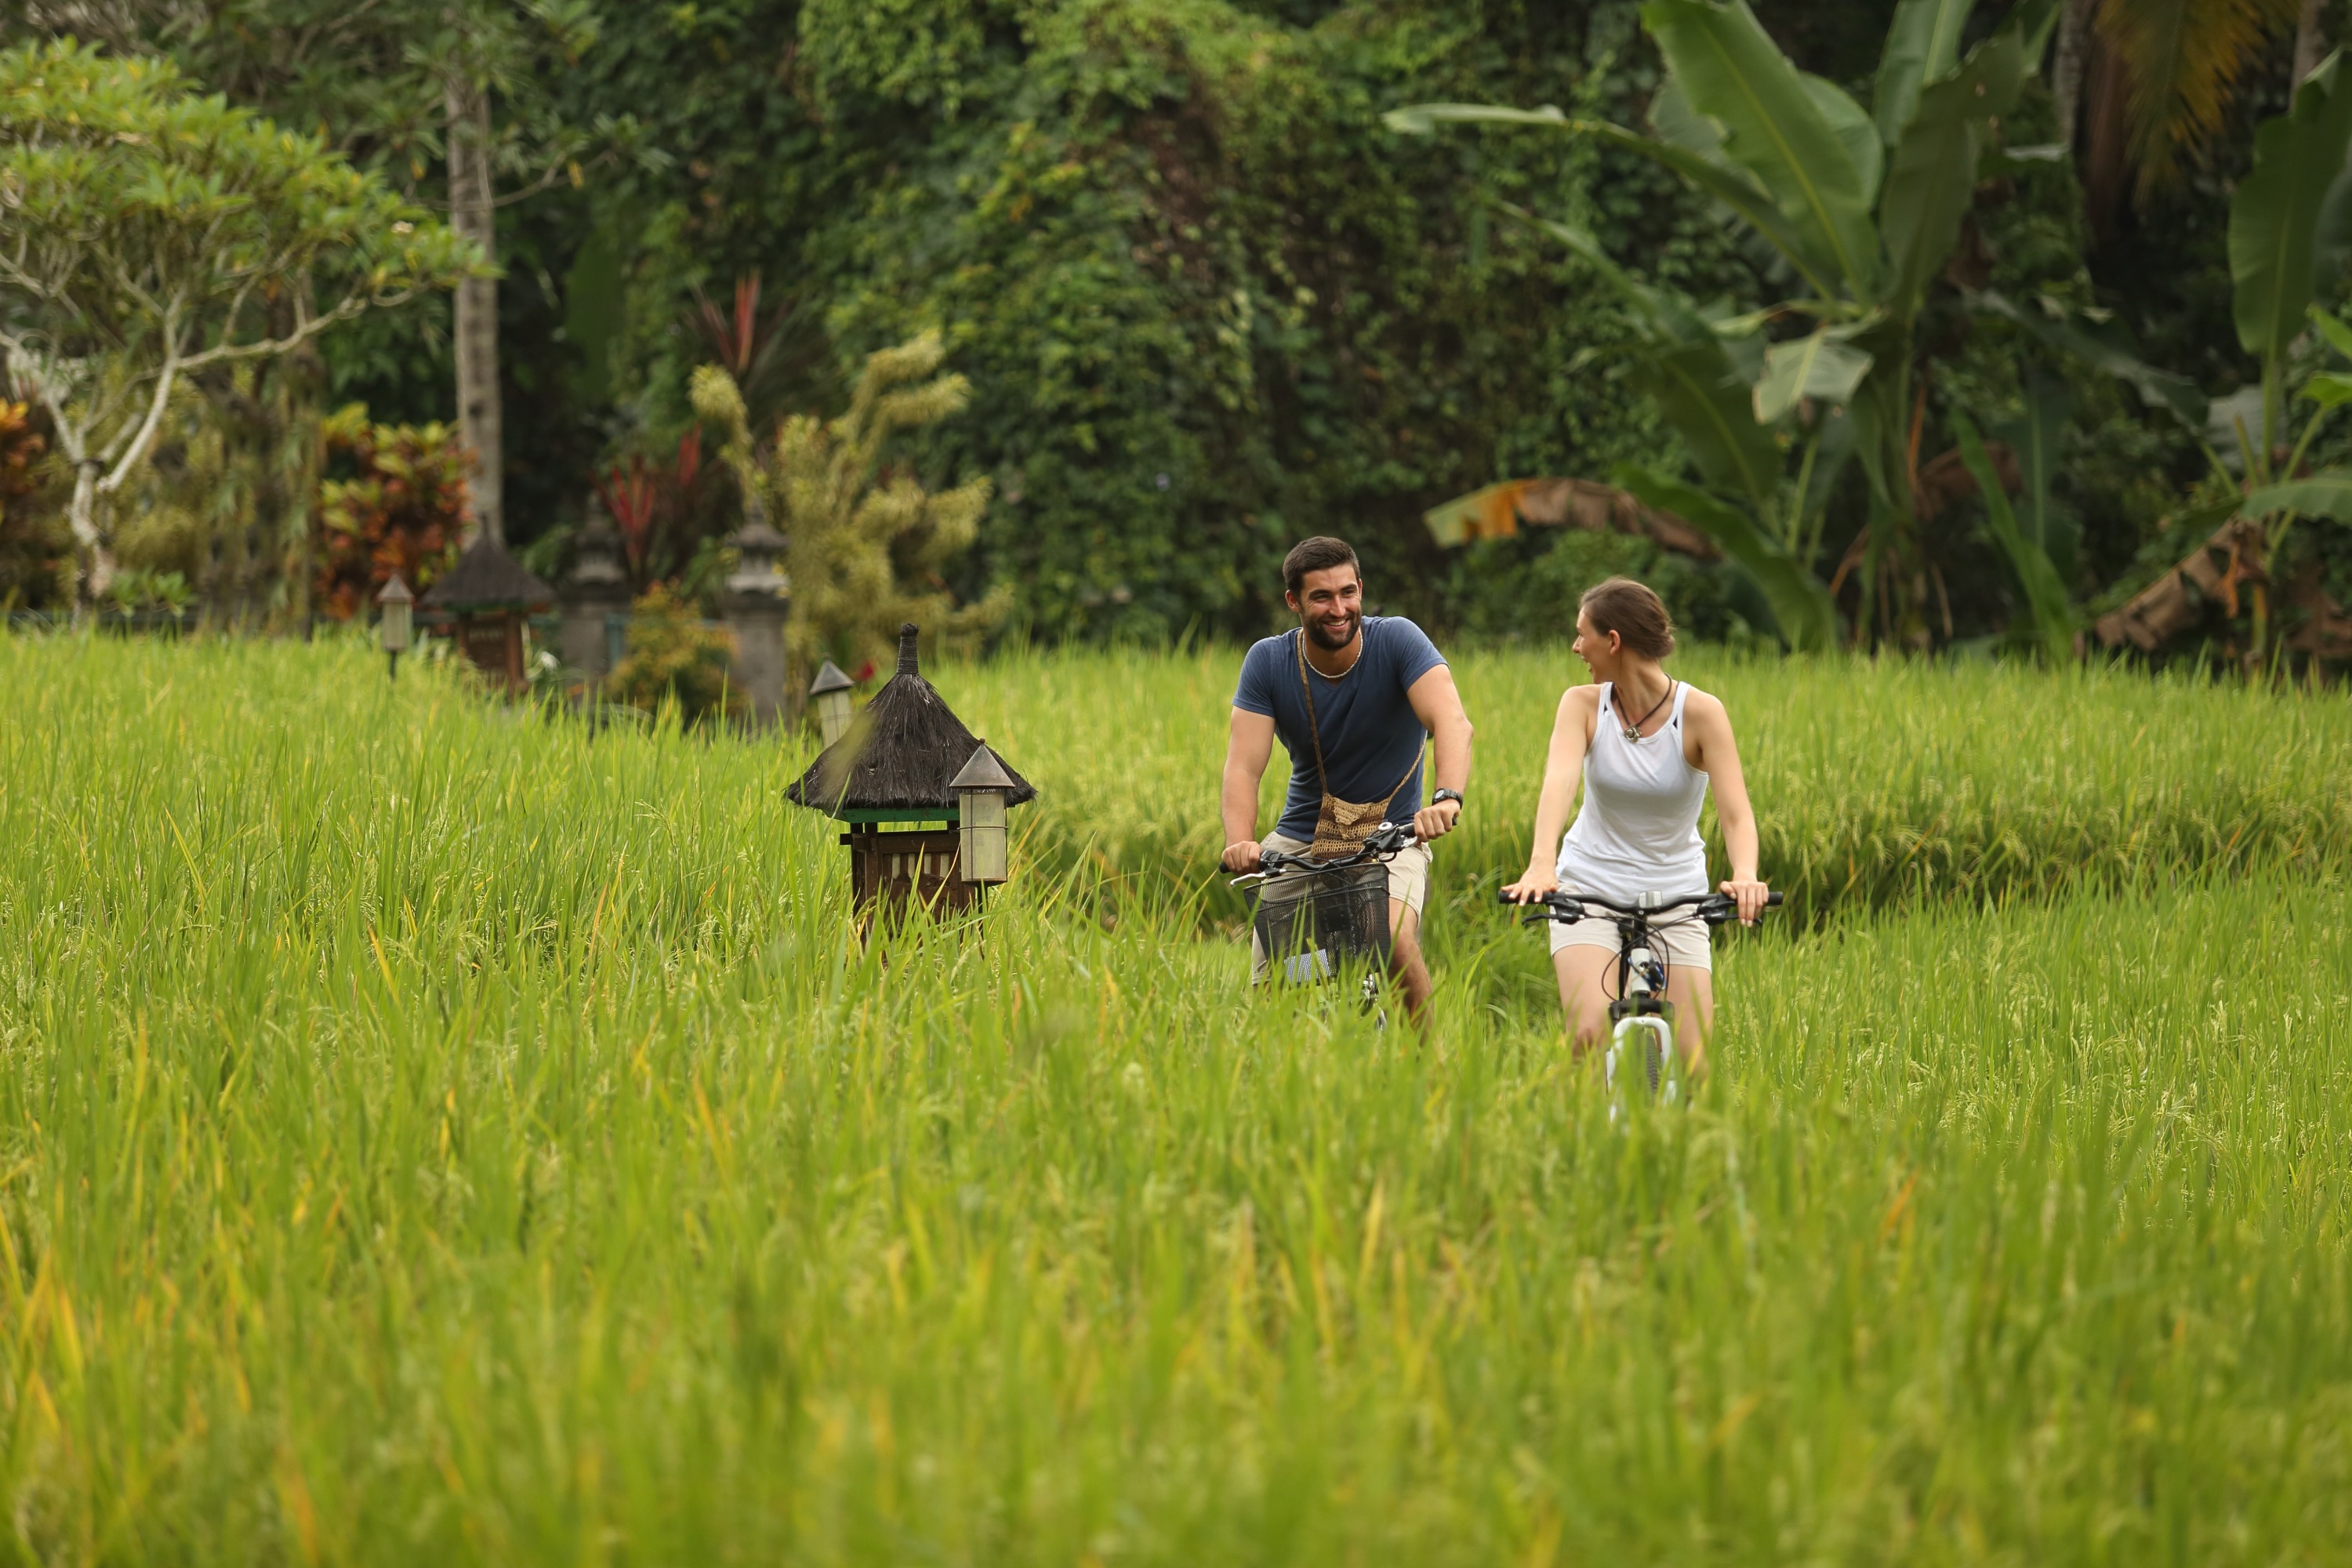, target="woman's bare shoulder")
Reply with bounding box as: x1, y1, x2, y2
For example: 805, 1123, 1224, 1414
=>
1679, 685, 1737, 743
1558, 683, 1602, 711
